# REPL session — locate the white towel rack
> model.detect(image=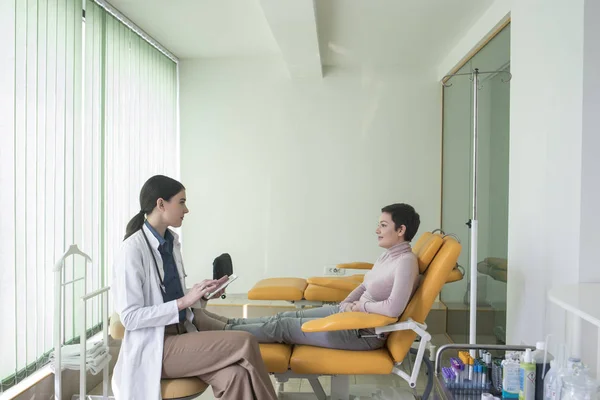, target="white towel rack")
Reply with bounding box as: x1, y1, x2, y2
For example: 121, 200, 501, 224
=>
53, 244, 110, 400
